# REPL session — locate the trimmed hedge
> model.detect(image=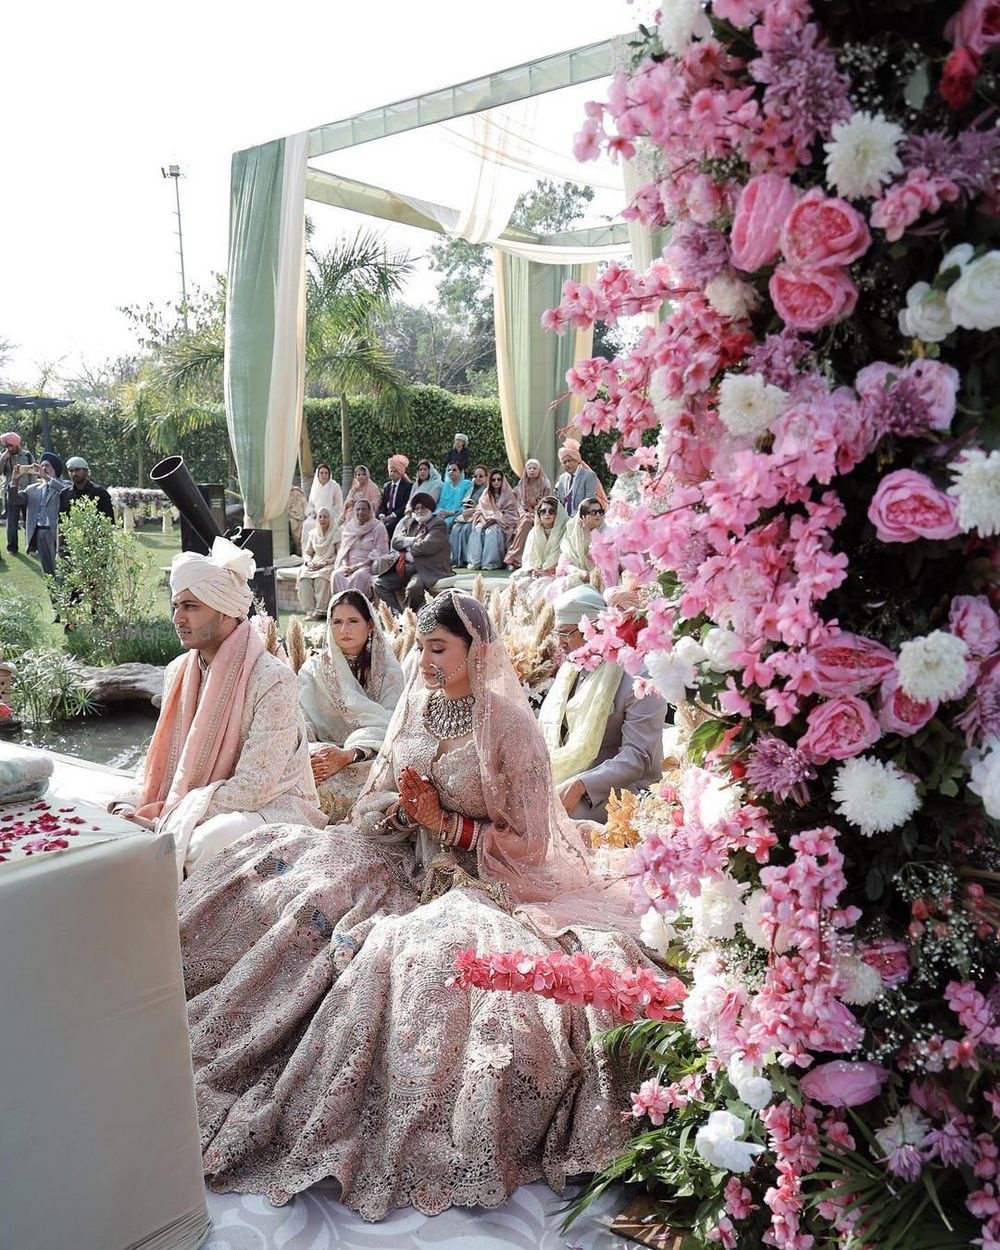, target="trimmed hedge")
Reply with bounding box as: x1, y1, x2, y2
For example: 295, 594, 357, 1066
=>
305, 384, 614, 488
